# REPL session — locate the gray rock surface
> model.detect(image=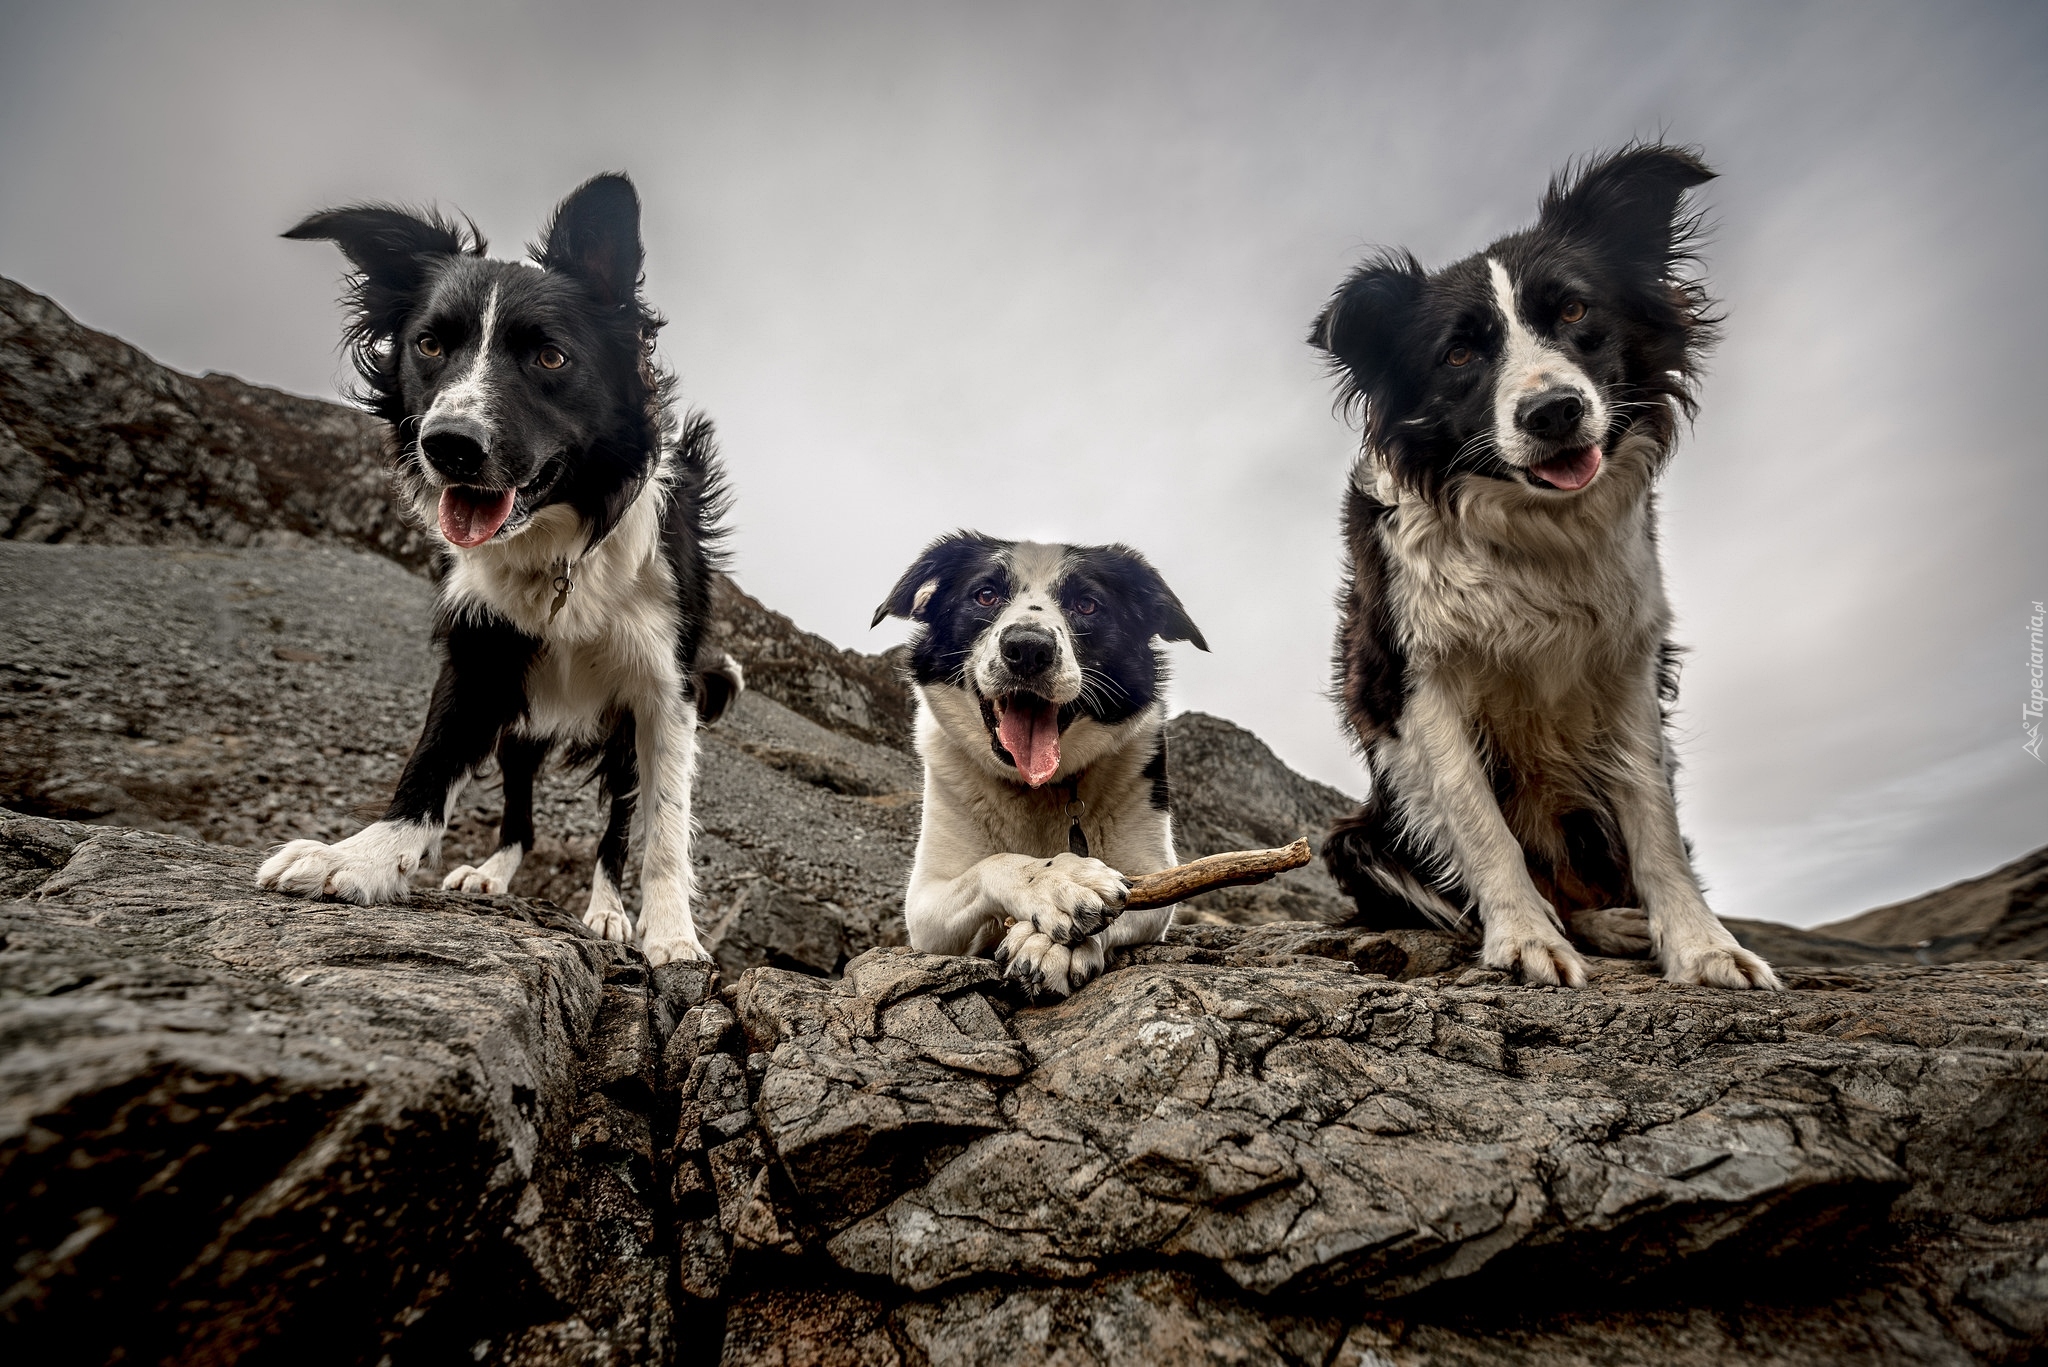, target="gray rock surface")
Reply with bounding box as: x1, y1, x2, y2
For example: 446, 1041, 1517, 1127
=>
705, 576, 918, 756
8, 810, 2044, 1364
1165, 711, 1355, 923
716, 937, 2048, 1365
1, 276, 433, 570
0, 810, 718, 1363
